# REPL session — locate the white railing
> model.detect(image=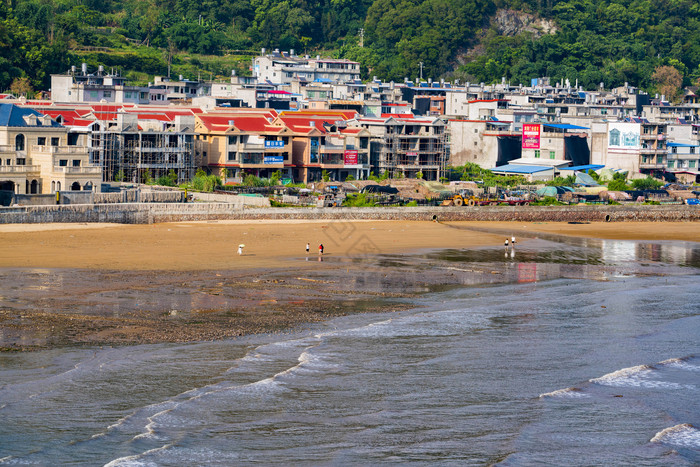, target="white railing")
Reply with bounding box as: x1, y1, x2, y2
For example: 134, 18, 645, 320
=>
31, 145, 87, 155
53, 166, 102, 174
0, 165, 40, 174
